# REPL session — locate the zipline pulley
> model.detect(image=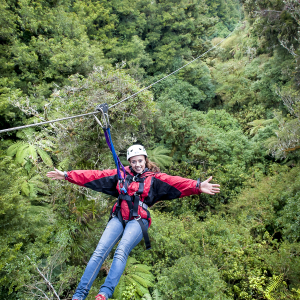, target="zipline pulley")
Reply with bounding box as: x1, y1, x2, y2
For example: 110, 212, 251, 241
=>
94, 103, 110, 129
